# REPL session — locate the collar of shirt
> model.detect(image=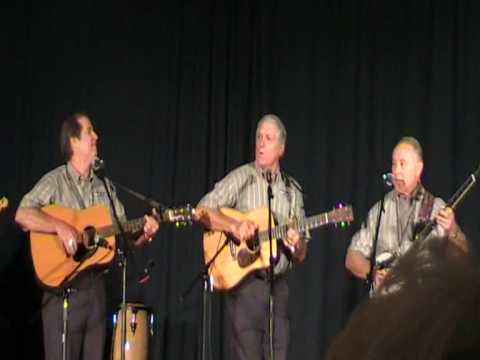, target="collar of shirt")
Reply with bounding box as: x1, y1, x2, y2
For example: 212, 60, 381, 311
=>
395, 183, 424, 204
254, 163, 281, 184
67, 162, 94, 185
